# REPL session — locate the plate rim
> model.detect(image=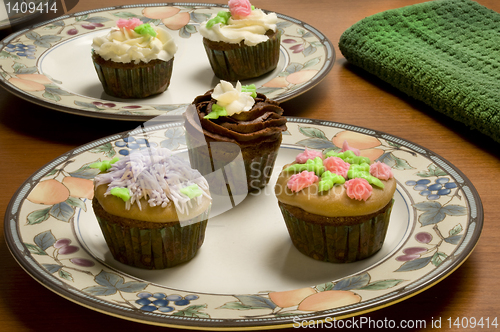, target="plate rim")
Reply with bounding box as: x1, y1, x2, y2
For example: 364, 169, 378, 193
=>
4, 117, 483, 329
0, 3, 335, 121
